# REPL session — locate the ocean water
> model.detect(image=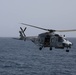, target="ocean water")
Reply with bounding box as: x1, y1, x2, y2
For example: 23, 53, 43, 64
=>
0, 38, 76, 75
